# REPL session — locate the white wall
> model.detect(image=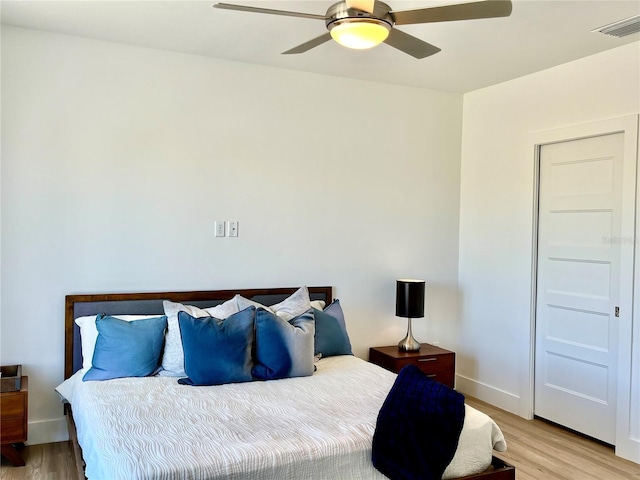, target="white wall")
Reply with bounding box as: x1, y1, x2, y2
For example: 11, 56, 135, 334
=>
458, 42, 640, 462
0, 26, 463, 444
